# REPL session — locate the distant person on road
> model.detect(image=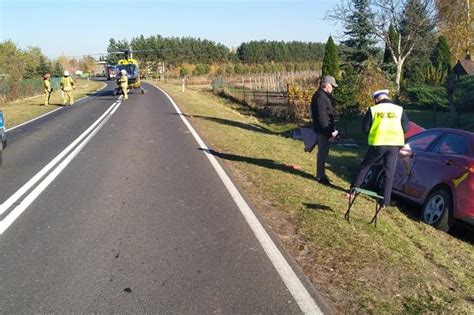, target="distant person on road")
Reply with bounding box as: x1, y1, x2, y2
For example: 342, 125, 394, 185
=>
310, 75, 339, 186
349, 89, 410, 207
60, 71, 75, 105
117, 69, 128, 100
42, 73, 52, 106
